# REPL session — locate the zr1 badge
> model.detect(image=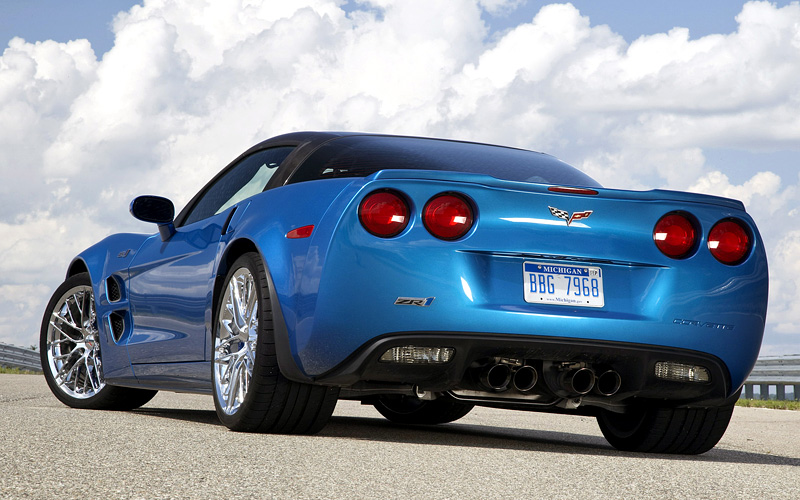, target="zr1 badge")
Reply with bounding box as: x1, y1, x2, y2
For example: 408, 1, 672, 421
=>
394, 297, 435, 307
